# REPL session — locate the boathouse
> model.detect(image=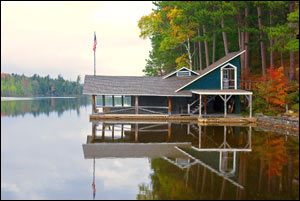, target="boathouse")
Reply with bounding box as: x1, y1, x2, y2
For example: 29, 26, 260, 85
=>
83, 50, 253, 118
